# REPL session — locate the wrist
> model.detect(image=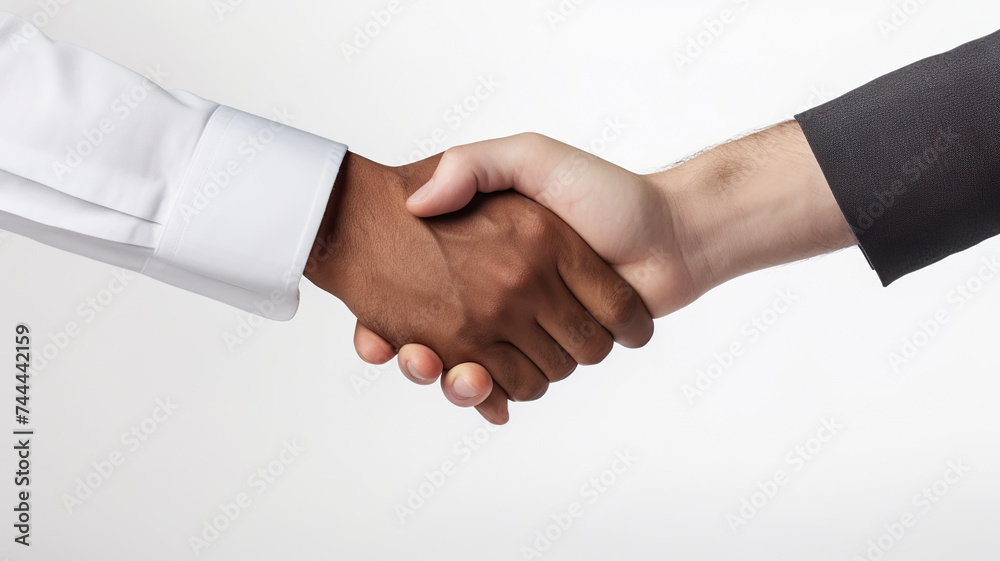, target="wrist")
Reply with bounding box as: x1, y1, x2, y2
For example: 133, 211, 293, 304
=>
303, 155, 348, 295
652, 121, 856, 294
304, 152, 394, 299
